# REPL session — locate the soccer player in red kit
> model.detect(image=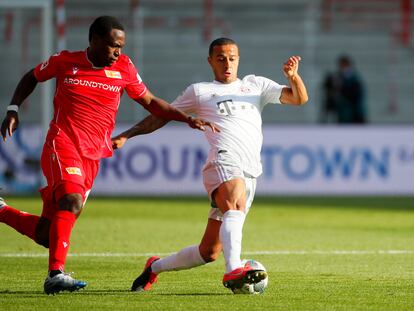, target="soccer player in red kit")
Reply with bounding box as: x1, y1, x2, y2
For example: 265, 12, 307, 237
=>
0, 16, 217, 295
